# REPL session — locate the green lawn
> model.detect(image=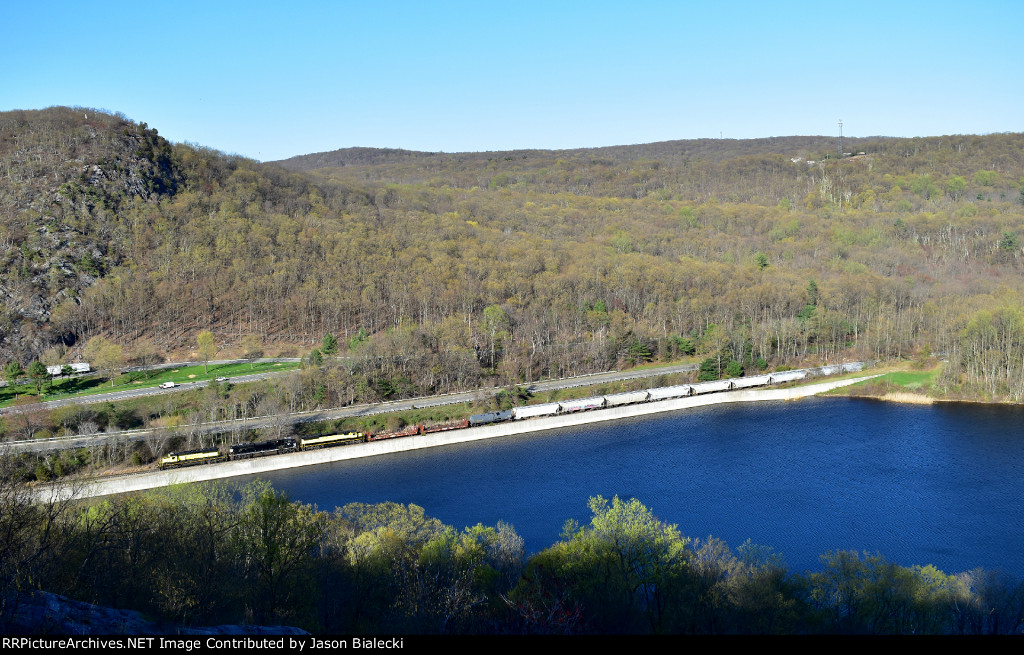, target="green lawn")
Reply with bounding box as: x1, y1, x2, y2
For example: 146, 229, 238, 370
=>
0, 361, 300, 407
852, 368, 938, 390
821, 364, 941, 397
875, 369, 938, 389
